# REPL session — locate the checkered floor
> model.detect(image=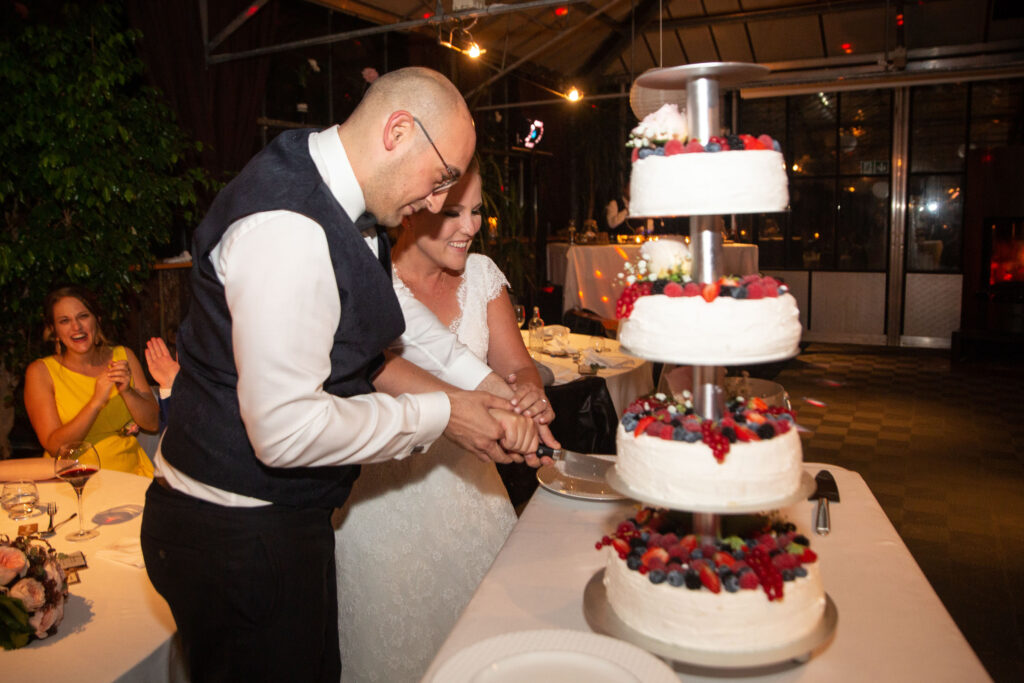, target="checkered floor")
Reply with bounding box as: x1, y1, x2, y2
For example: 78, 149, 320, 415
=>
766, 343, 1024, 682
